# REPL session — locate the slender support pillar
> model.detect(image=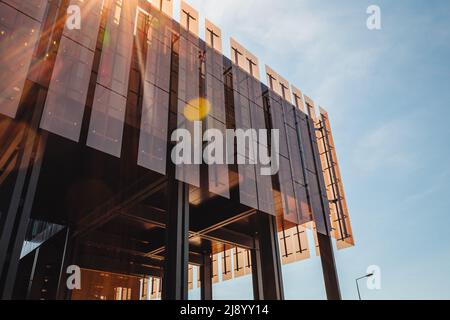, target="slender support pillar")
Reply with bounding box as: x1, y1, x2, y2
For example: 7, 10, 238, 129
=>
0, 130, 47, 300
317, 232, 341, 300
162, 179, 189, 300
200, 252, 213, 300
55, 227, 71, 300
251, 213, 284, 300
251, 240, 263, 300
25, 248, 40, 300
